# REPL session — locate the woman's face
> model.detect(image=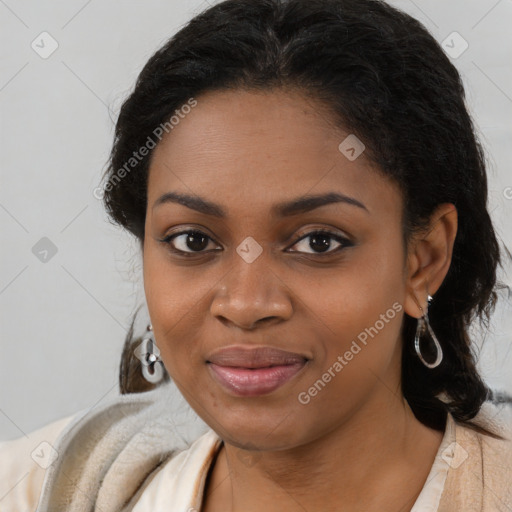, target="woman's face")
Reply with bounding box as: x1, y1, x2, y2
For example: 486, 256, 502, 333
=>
143, 88, 412, 450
